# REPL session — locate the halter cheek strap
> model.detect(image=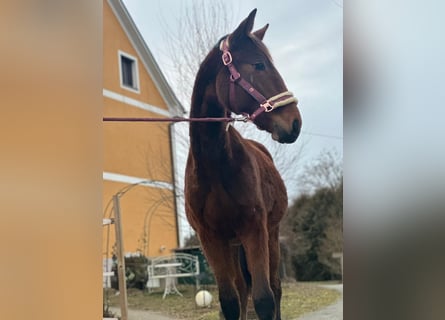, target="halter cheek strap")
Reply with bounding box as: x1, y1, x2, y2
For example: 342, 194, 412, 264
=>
220, 38, 297, 121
